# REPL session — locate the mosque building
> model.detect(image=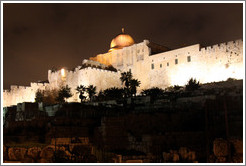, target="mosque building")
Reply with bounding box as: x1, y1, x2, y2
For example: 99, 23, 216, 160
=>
3, 29, 244, 107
